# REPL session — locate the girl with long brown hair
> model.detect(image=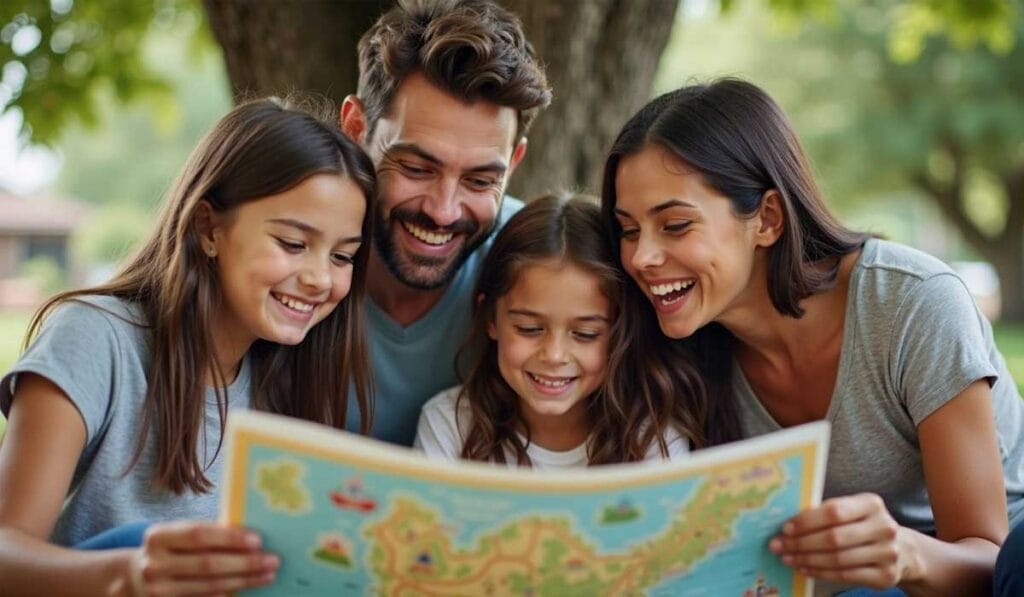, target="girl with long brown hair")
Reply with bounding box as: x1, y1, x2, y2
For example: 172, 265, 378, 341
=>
415, 194, 689, 467
0, 97, 375, 595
